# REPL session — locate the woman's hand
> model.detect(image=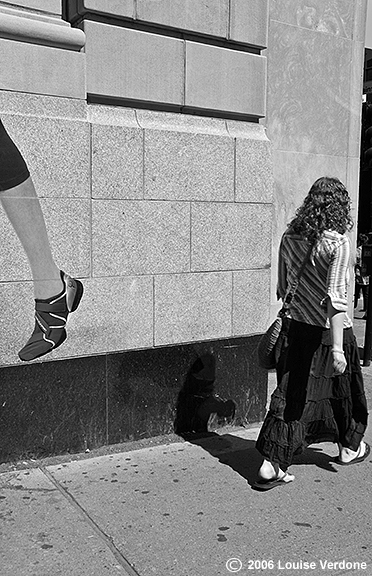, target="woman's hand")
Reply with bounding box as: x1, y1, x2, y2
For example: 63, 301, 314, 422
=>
327, 300, 346, 375
332, 349, 347, 375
